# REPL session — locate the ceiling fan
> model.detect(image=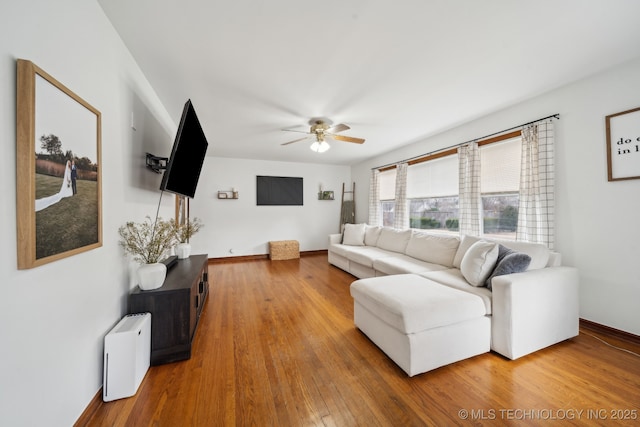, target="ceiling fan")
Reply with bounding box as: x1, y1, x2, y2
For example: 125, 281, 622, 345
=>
281, 119, 365, 153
